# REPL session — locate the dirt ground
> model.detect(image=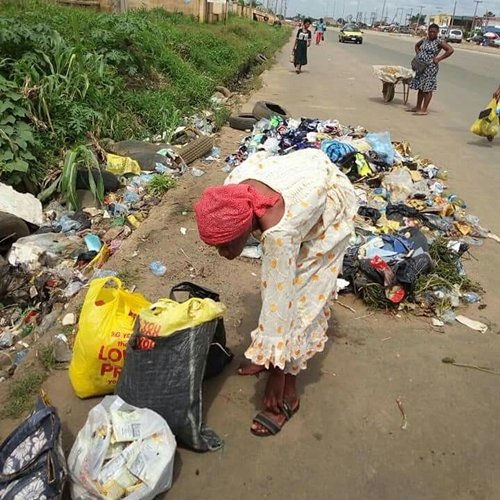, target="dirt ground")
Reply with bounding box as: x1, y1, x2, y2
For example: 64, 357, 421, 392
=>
2, 31, 500, 500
